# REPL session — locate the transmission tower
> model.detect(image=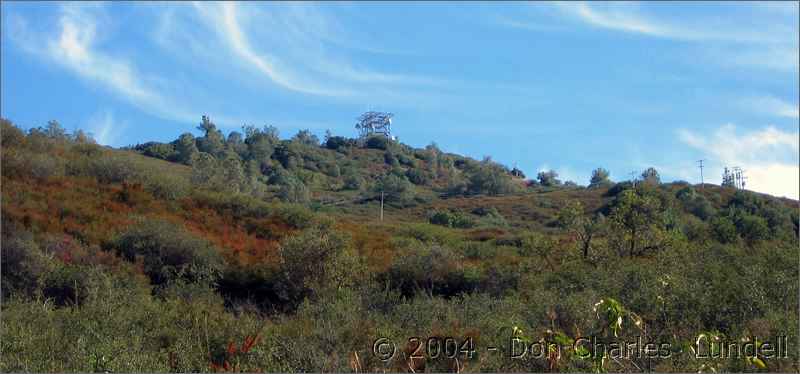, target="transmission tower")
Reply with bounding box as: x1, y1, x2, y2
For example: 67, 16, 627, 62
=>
722, 166, 747, 190
732, 167, 747, 190
697, 159, 704, 190
355, 112, 394, 141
